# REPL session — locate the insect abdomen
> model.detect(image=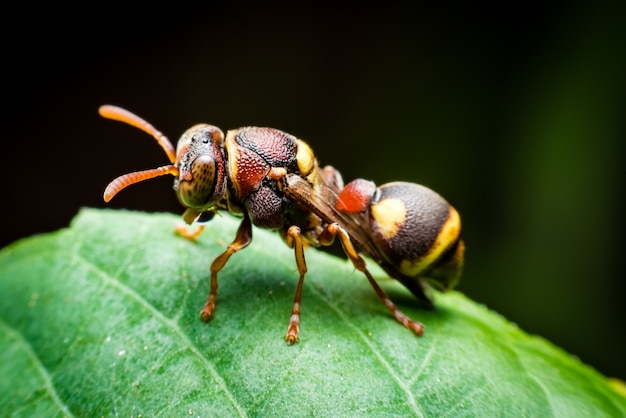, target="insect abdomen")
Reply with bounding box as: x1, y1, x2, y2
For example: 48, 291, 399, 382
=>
369, 182, 463, 290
